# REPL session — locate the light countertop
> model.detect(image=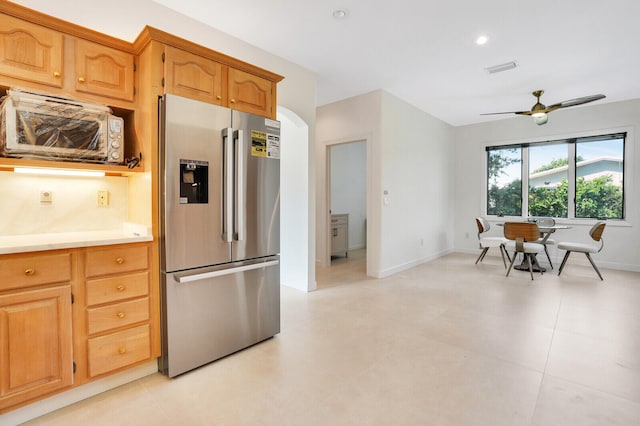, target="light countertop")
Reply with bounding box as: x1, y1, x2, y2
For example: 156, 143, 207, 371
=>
0, 223, 152, 254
